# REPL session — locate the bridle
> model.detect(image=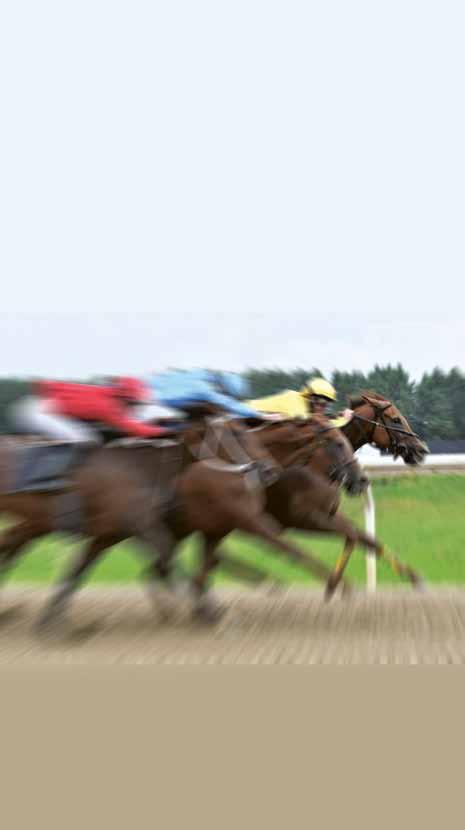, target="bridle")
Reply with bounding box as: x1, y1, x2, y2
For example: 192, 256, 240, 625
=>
351, 405, 421, 456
